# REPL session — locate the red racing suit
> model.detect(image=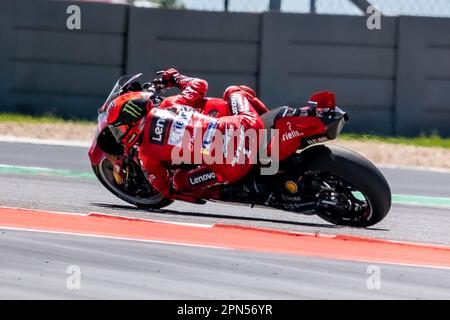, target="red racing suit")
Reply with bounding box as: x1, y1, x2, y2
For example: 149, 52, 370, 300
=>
138, 72, 266, 203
